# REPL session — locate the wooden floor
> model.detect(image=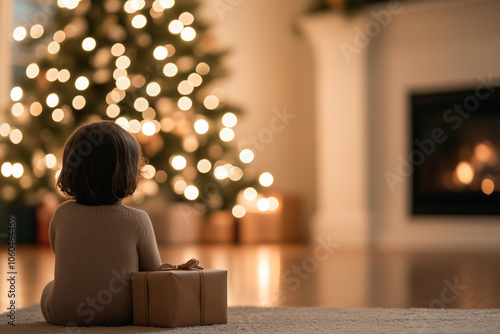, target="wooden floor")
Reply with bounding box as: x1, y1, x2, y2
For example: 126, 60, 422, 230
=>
1, 243, 500, 310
